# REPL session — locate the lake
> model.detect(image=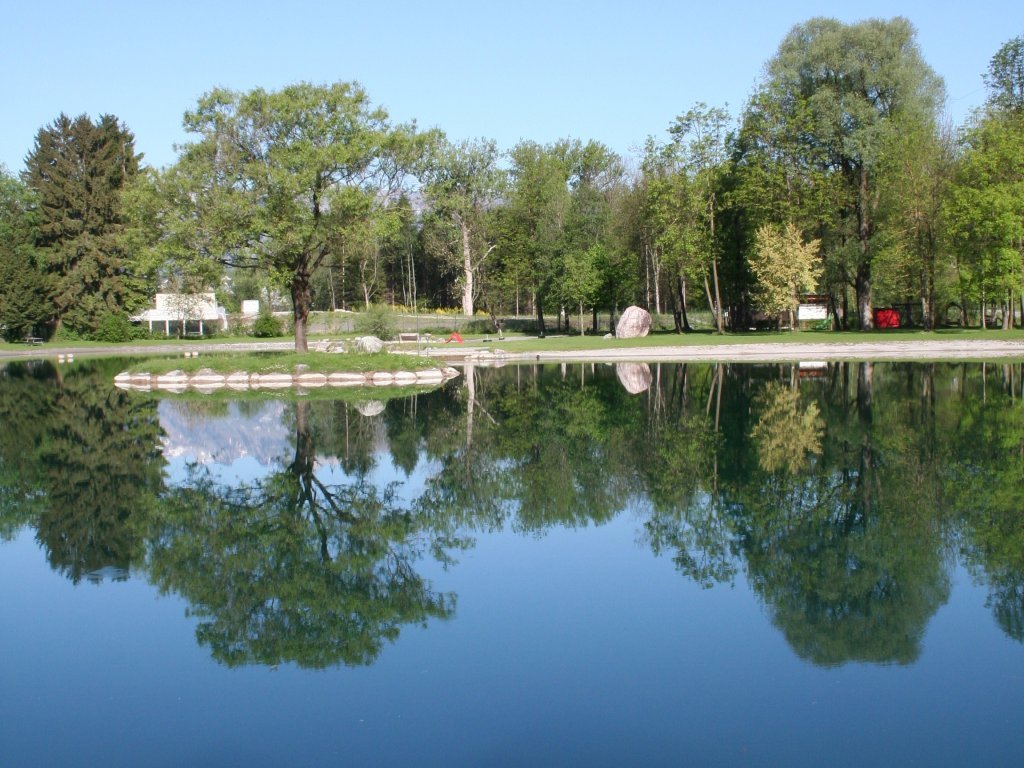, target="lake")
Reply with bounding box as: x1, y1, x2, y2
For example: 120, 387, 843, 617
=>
1, 357, 1023, 767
